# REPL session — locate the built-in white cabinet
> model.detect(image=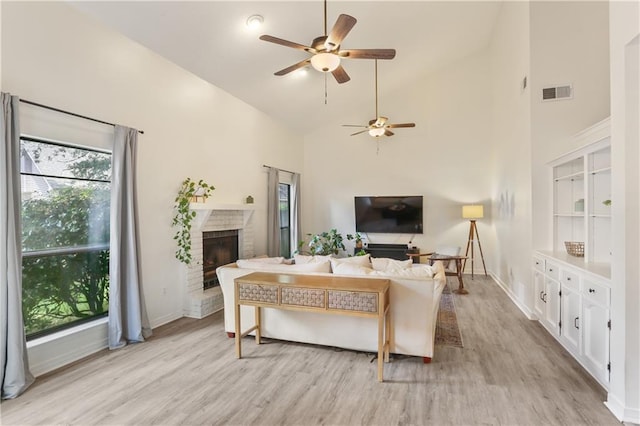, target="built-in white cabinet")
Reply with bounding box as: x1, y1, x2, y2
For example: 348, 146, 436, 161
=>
532, 118, 612, 389
533, 252, 611, 388
550, 118, 611, 264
